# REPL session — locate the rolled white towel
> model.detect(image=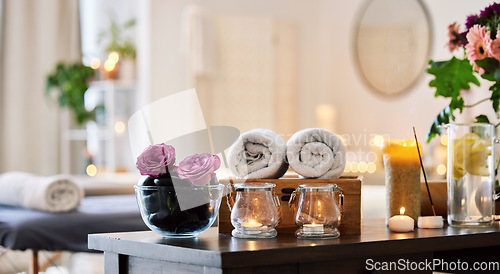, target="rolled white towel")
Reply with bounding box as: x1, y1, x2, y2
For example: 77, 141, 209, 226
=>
287, 128, 346, 179
227, 128, 288, 179
0, 172, 84, 212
